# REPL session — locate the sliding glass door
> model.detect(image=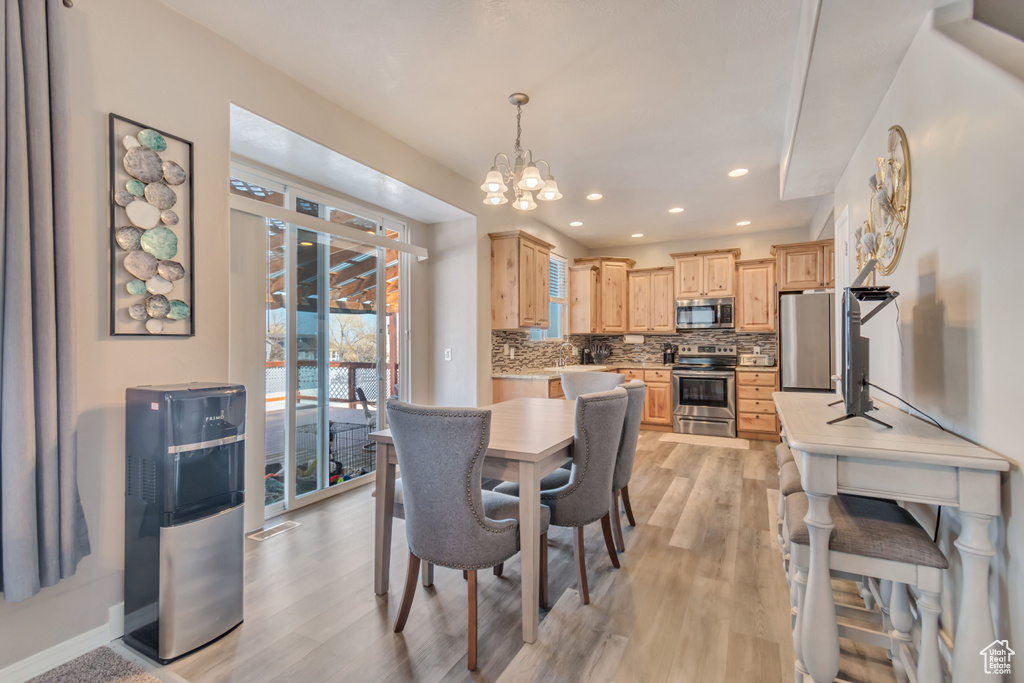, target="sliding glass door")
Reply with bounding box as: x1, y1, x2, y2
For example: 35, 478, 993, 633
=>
250, 175, 406, 516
